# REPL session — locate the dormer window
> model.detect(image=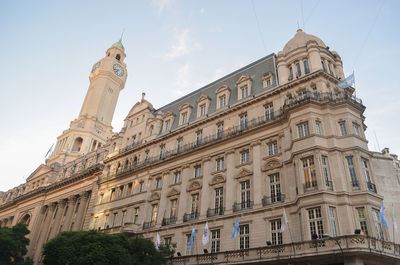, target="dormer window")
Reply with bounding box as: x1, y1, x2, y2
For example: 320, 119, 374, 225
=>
262, 72, 274, 89
165, 120, 171, 131
182, 112, 188, 123
163, 112, 176, 132
179, 103, 192, 125
199, 104, 206, 117
196, 95, 211, 118
236, 75, 252, 100
216, 85, 230, 109
116, 54, 121, 61
219, 95, 226, 107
